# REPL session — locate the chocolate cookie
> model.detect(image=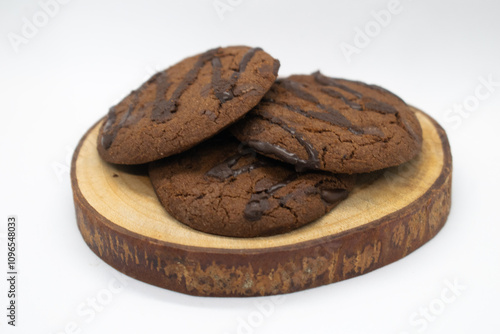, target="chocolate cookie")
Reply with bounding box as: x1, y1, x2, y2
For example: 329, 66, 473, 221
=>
97, 46, 280, 164
231, 72, 423, 174
149, 134, 355, 238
